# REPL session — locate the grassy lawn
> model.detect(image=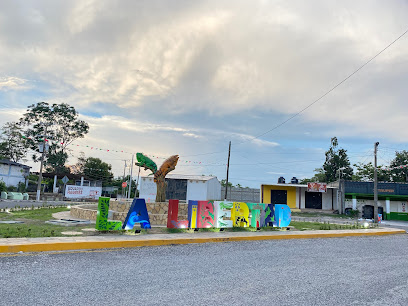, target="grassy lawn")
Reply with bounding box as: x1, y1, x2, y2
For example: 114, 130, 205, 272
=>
290, 221, 377, 230
0, 207, 95, 238
291, 212, 355, 219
